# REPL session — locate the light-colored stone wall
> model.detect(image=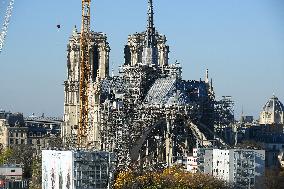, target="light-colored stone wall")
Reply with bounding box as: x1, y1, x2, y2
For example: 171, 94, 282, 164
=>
62, 28, 110, 149
125, 32, 169, 67
259, 111, 284, 125
0, 119, 8, 147
259, 96, 284, 125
